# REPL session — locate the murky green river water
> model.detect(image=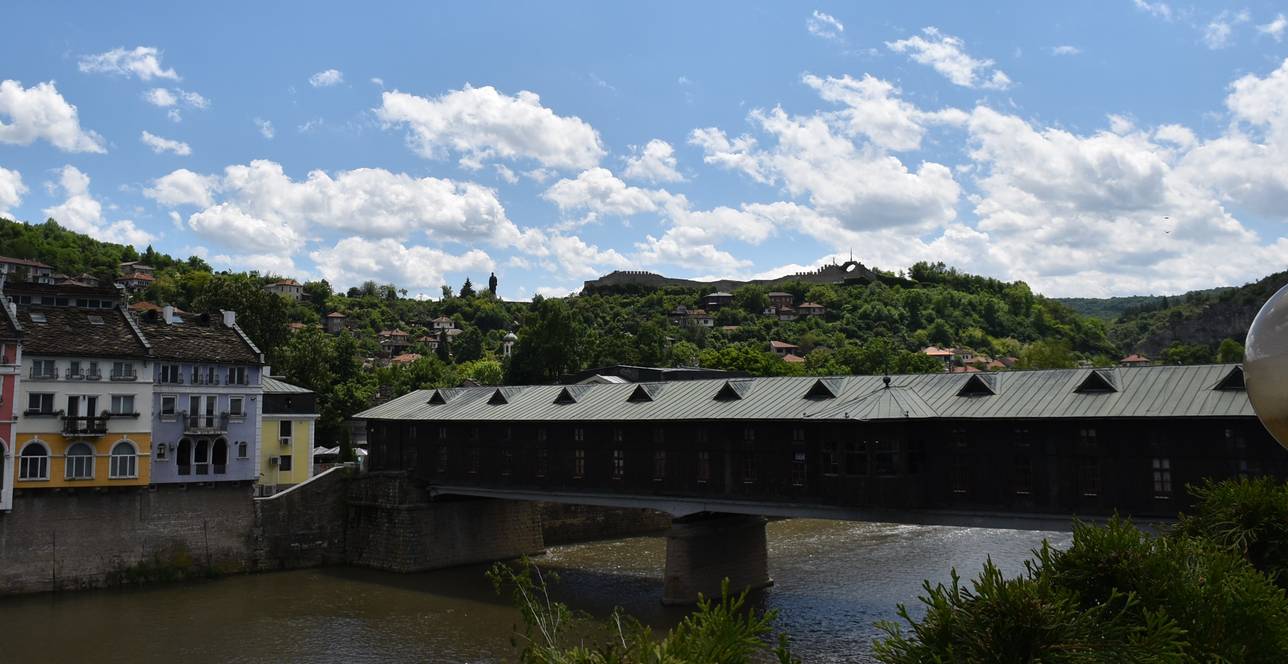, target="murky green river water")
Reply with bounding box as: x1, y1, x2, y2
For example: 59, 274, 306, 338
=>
0, 519, 1069, 663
